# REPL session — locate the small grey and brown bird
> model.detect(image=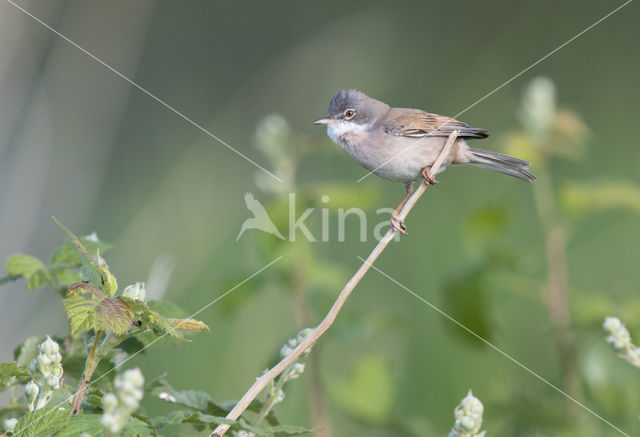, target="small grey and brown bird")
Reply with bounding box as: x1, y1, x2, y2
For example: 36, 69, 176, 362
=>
313, 89, 535, 234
